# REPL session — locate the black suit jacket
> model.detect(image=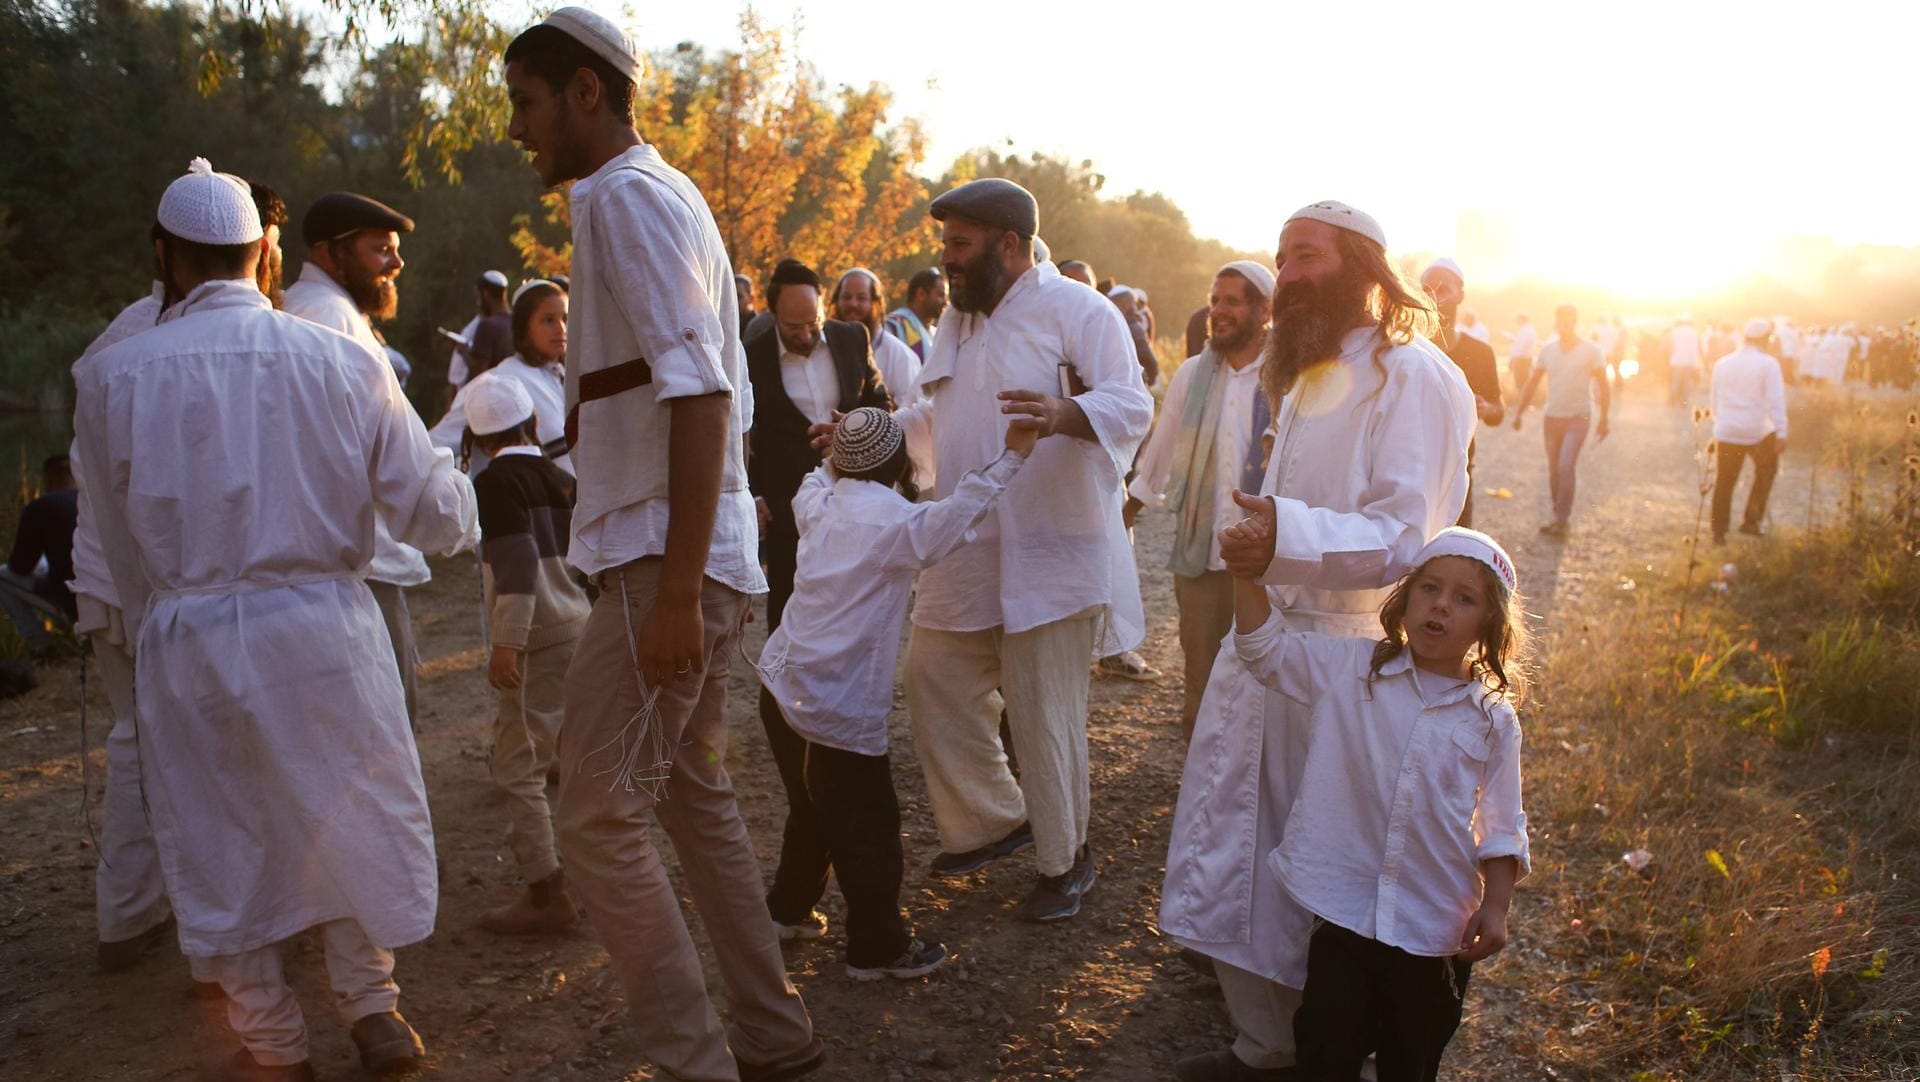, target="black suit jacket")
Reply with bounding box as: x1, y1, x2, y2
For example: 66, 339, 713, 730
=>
746, 320, 893, 553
